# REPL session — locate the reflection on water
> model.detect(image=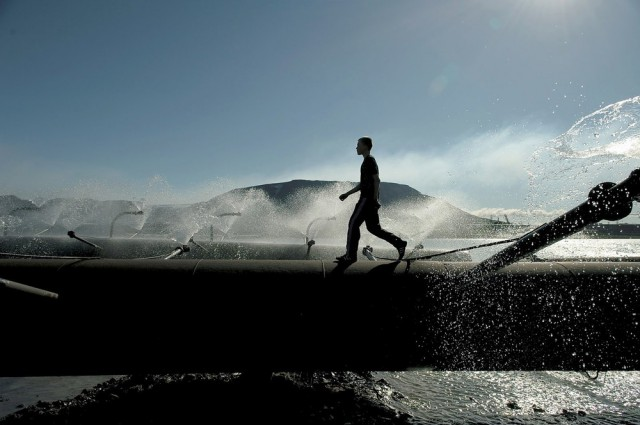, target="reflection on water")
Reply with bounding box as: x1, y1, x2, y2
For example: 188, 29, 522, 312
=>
534, 238, 640, 261
419, 237, 640, 262
2, 371, 639, 423
376, 370, 640, 424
